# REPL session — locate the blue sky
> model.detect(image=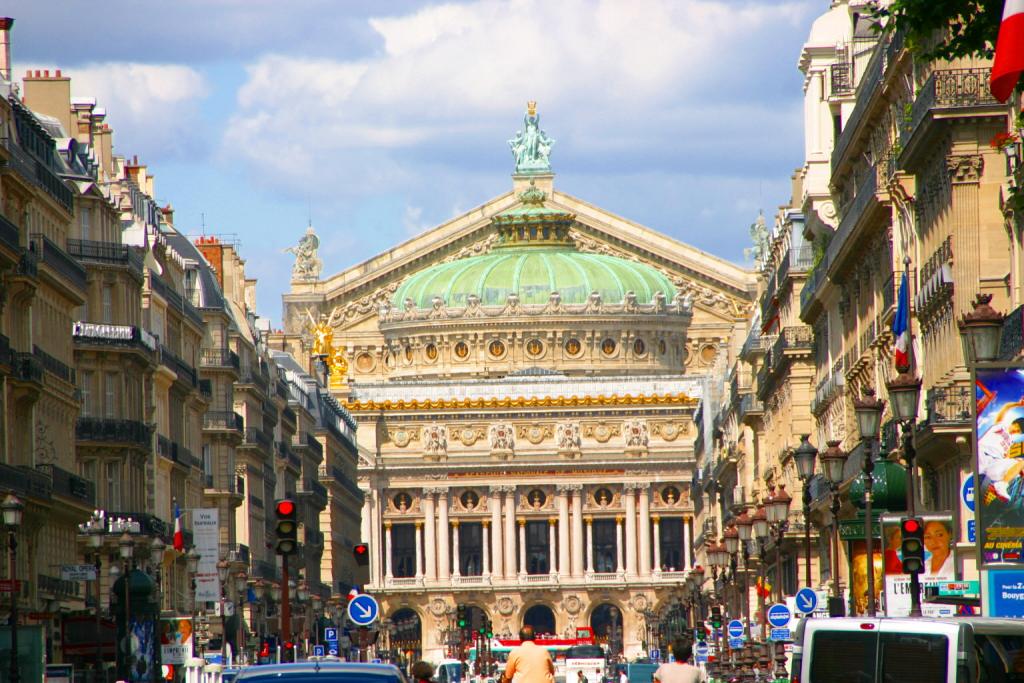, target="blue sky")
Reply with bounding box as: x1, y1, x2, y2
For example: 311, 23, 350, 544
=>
11, 0, 818, 323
